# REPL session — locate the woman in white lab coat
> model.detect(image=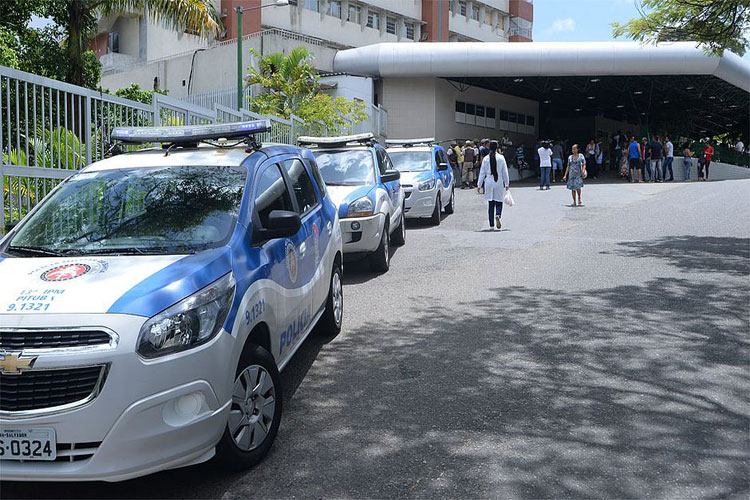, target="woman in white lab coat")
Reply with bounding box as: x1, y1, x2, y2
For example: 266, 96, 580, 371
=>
477, 140, 510, 230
